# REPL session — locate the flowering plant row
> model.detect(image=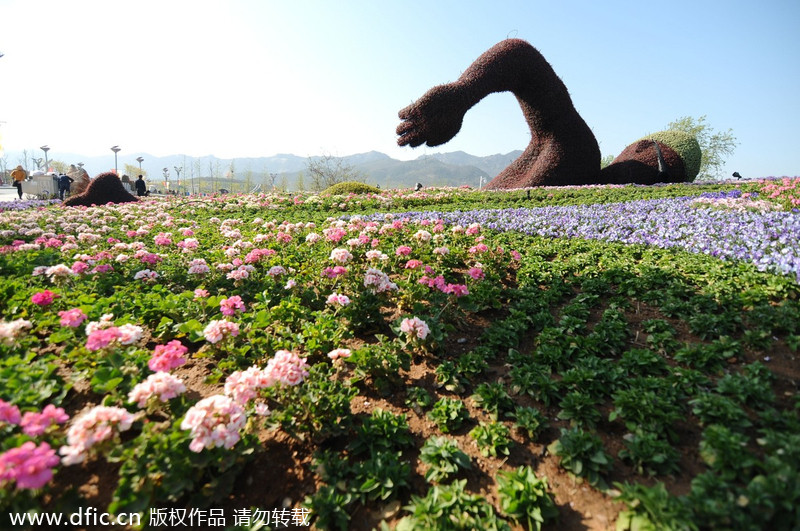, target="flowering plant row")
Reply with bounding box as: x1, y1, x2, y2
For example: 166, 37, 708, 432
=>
0, 179, 799, 529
